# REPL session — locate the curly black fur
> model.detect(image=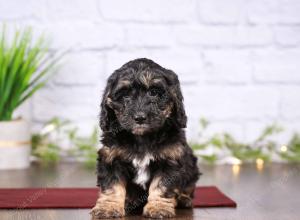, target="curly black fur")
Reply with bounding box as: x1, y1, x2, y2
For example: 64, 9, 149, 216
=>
95, 58, 200, 217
